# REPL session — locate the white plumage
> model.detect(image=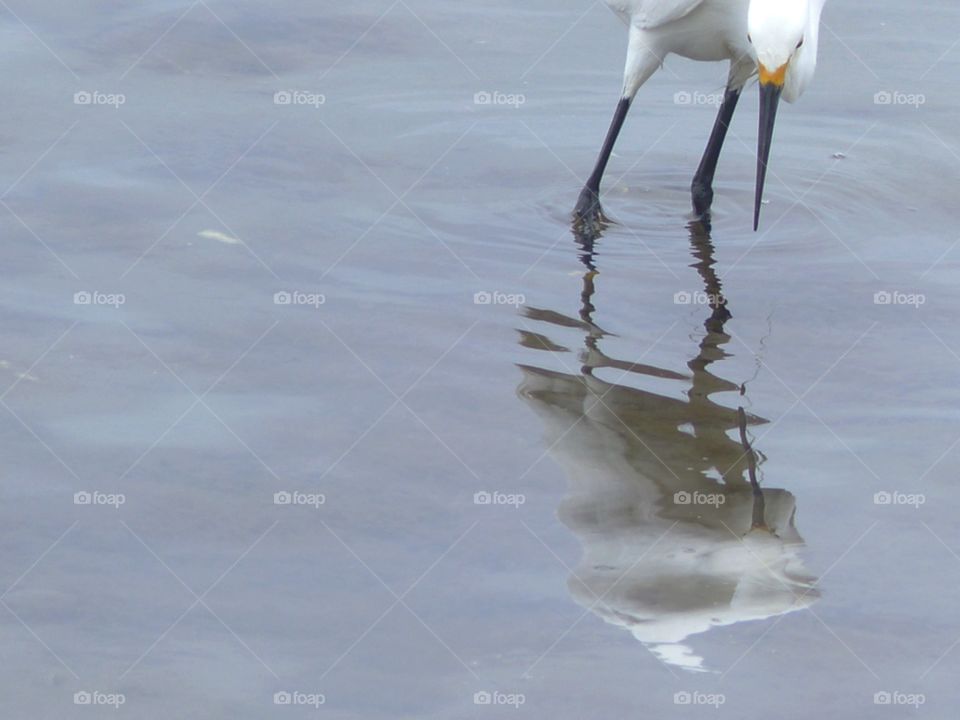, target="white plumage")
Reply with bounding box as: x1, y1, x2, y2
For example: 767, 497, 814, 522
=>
573, 0, 828, 232
606, 0, 706, 31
